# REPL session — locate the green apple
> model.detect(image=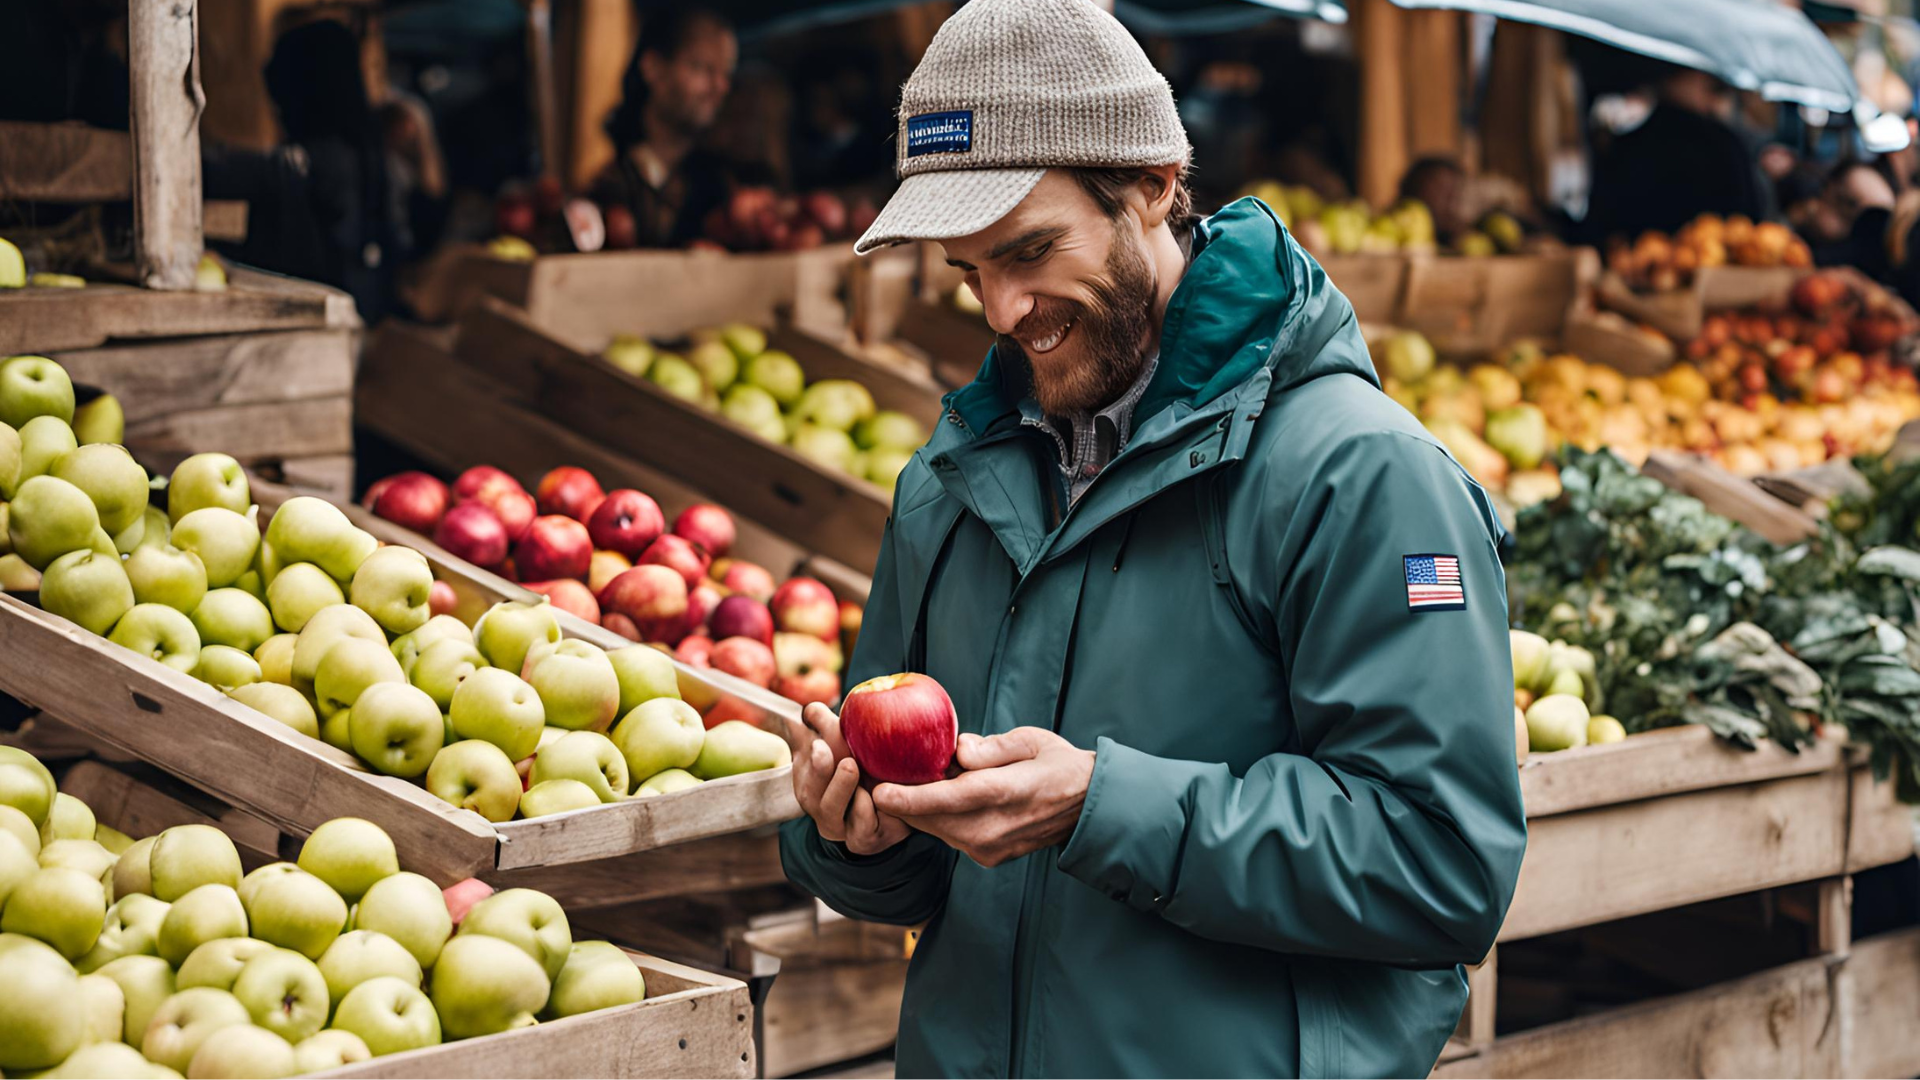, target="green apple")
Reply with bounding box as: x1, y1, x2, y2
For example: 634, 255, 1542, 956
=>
175, 937, 274, 992
192, 644, 261, 692
156, 885, 247, 967
854, 409, 927, 451
744, 349, 806, 406
17, 415, 78, 484
43, 1040, 175, 1078
543, 939, 644, 1018
525, 639, 621, 733
0, 829, 39, 907
170, 508, 259, 588
242, 870, 346, 961
867, 445, 914, 490
166, 453, 249, 524
687, 339, 739, 393
38, 838, 116, 879
319, 709, 353, 753
531, 730, 628, 802
94, 822, 136, 856
263, 497, 375, 585
0, 747, 56, 827
236, 862, 298, 910
110, 509, 146, 555
351, 872, 450, 969
408, 638, 485, 712
0, 419, 19, 500
49, 444, 146, 534
391, 614, 472, 675
611, 698, 705, 785
349, 683, 443, 778
135, 504, 171, 551
793, 379, 876, 432
313, 636, 404, 719
290, 604, 384, 694
790, 422, 859, 474
1, 866, 107, 959
39, 548, 134, 635
8, 474, 100, 569
448, 667, 544, 760
231, 948, 329, 1042
110, 836, 154, 900
647, 353, 706, 404
430, 932, 549, 1038
265, 562, 342, 634
0, 356, 76, 428
76, 969, 125, 1044
607, 644, 681, 716
70, 393, 123, 446
186, 1022, 296, 1079
292, 1029, 371, 1072
0, 934, 84, 1071
634, 768, 703, 797
519, 779, 601, 818
76, 893, 168, 972
425, 740, 521, 823
332, 975, 440, 1056
106, 603, 201, 673
296, 818, 396, 904
0, 802, 39, 857
316, 930, 421, 1008
253, 633, 297, 685
232, 567, 266, 602
349, 546, 433, 635
457, 888, 570, 980
693, 719, 792, 779
126, 545, 208, 613
94, 953, 175, 1045
0, 552, 39, 590
148, 825, 241, 903
721, 383, 789, 442
228, 682, 318, 739
140, 987, 250, 1074
717, 322, 766, 360
40, 791, 96, 844
473, 600, 561, 679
